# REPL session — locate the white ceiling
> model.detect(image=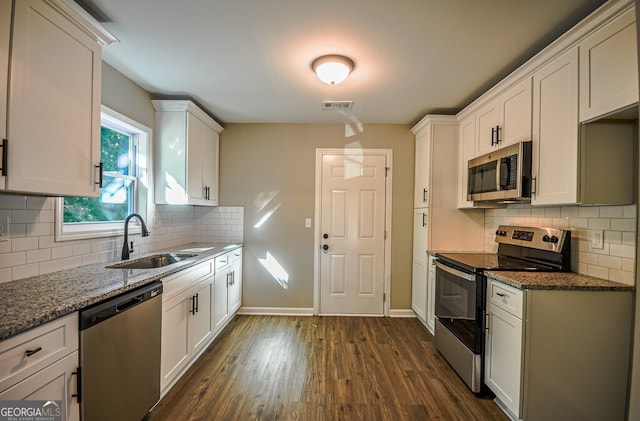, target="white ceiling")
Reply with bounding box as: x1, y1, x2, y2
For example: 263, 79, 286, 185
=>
88, 0, 607, 125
